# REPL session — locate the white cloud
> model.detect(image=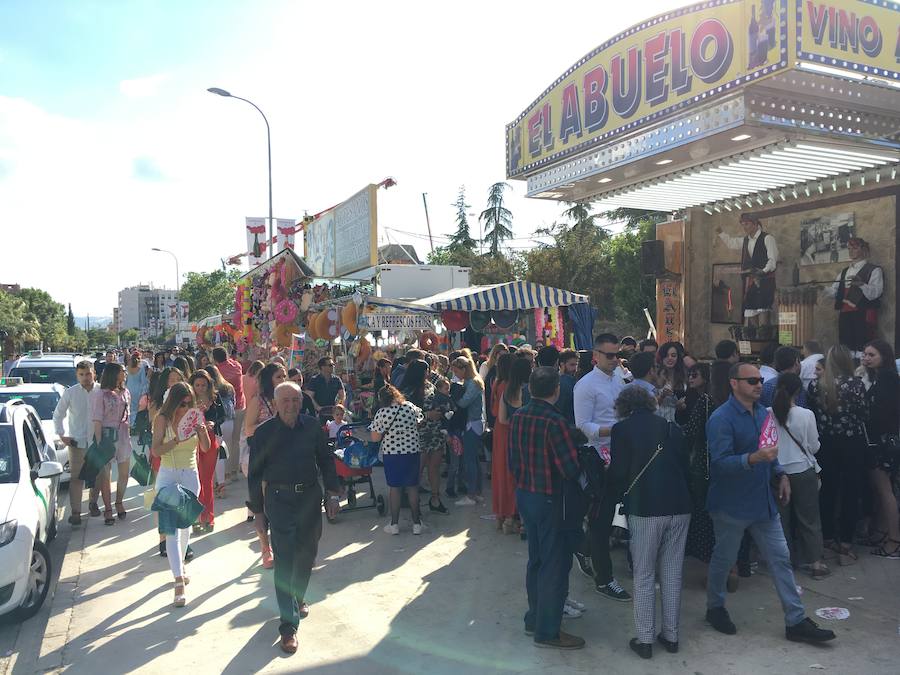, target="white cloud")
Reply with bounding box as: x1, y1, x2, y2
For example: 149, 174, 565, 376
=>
119, 73, 169, 98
